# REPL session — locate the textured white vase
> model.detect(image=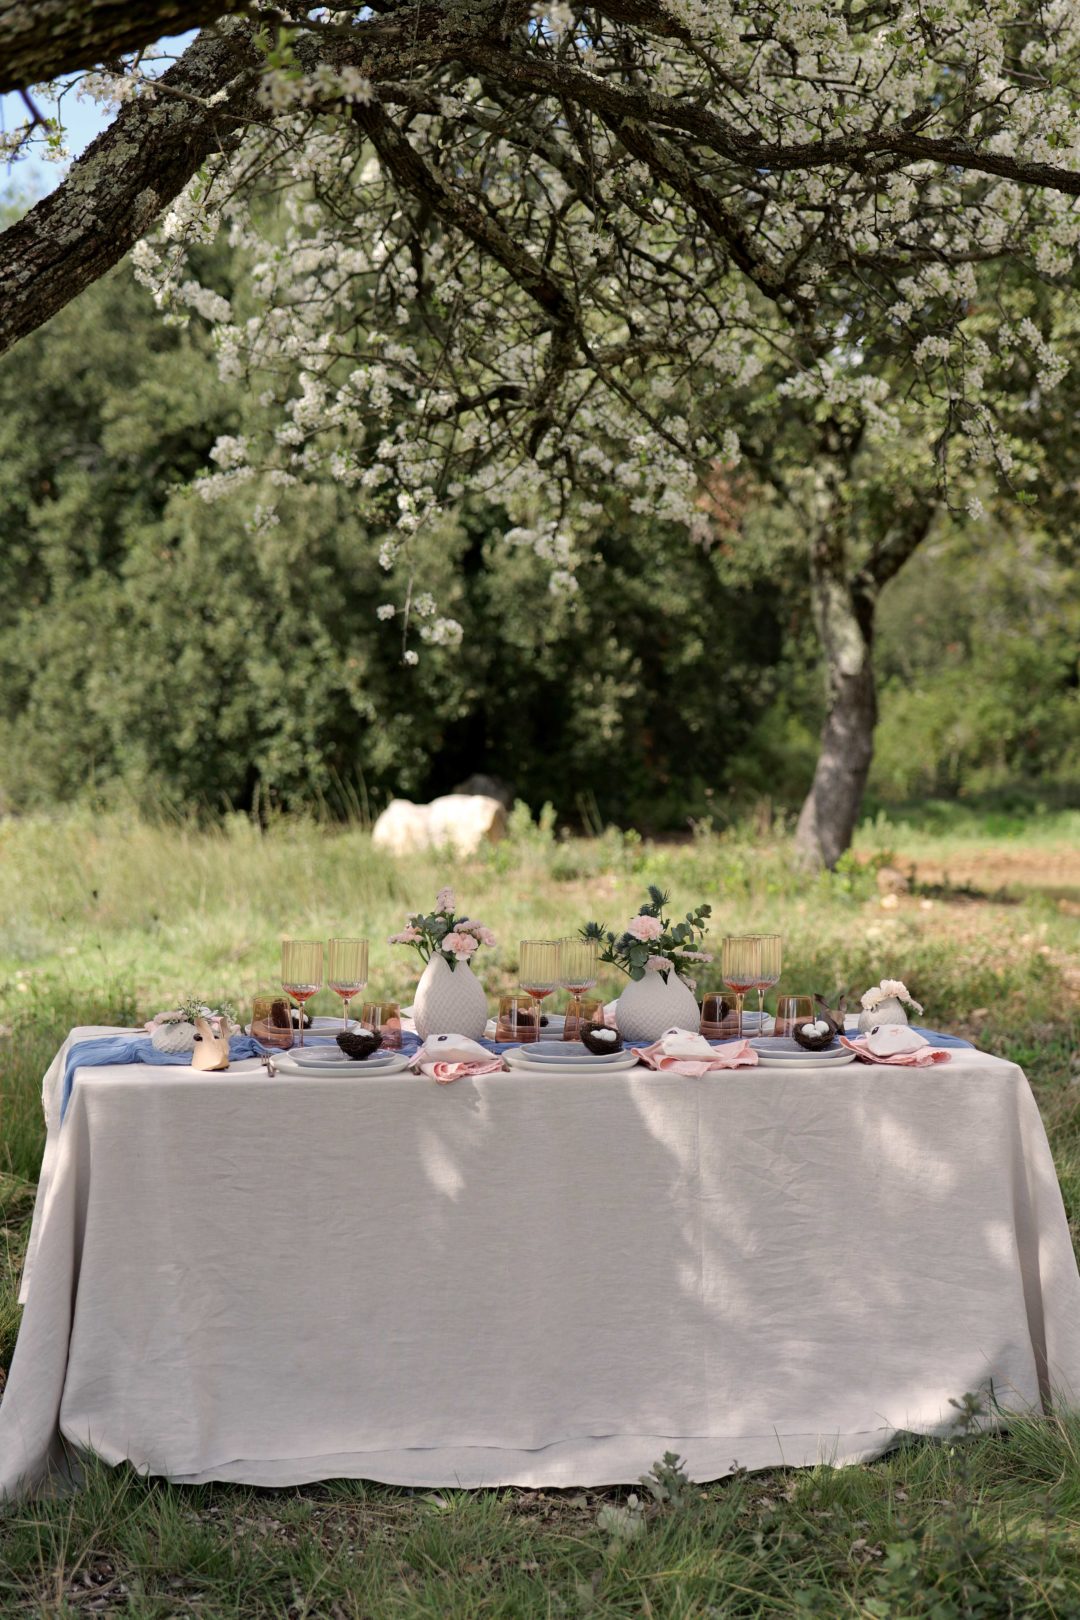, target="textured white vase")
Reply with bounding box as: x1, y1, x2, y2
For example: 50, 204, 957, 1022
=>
857, 996, 909, 1034
615, 972, 700, 1044
413, 954, 489, 1041
150, 1020, 197, 1053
